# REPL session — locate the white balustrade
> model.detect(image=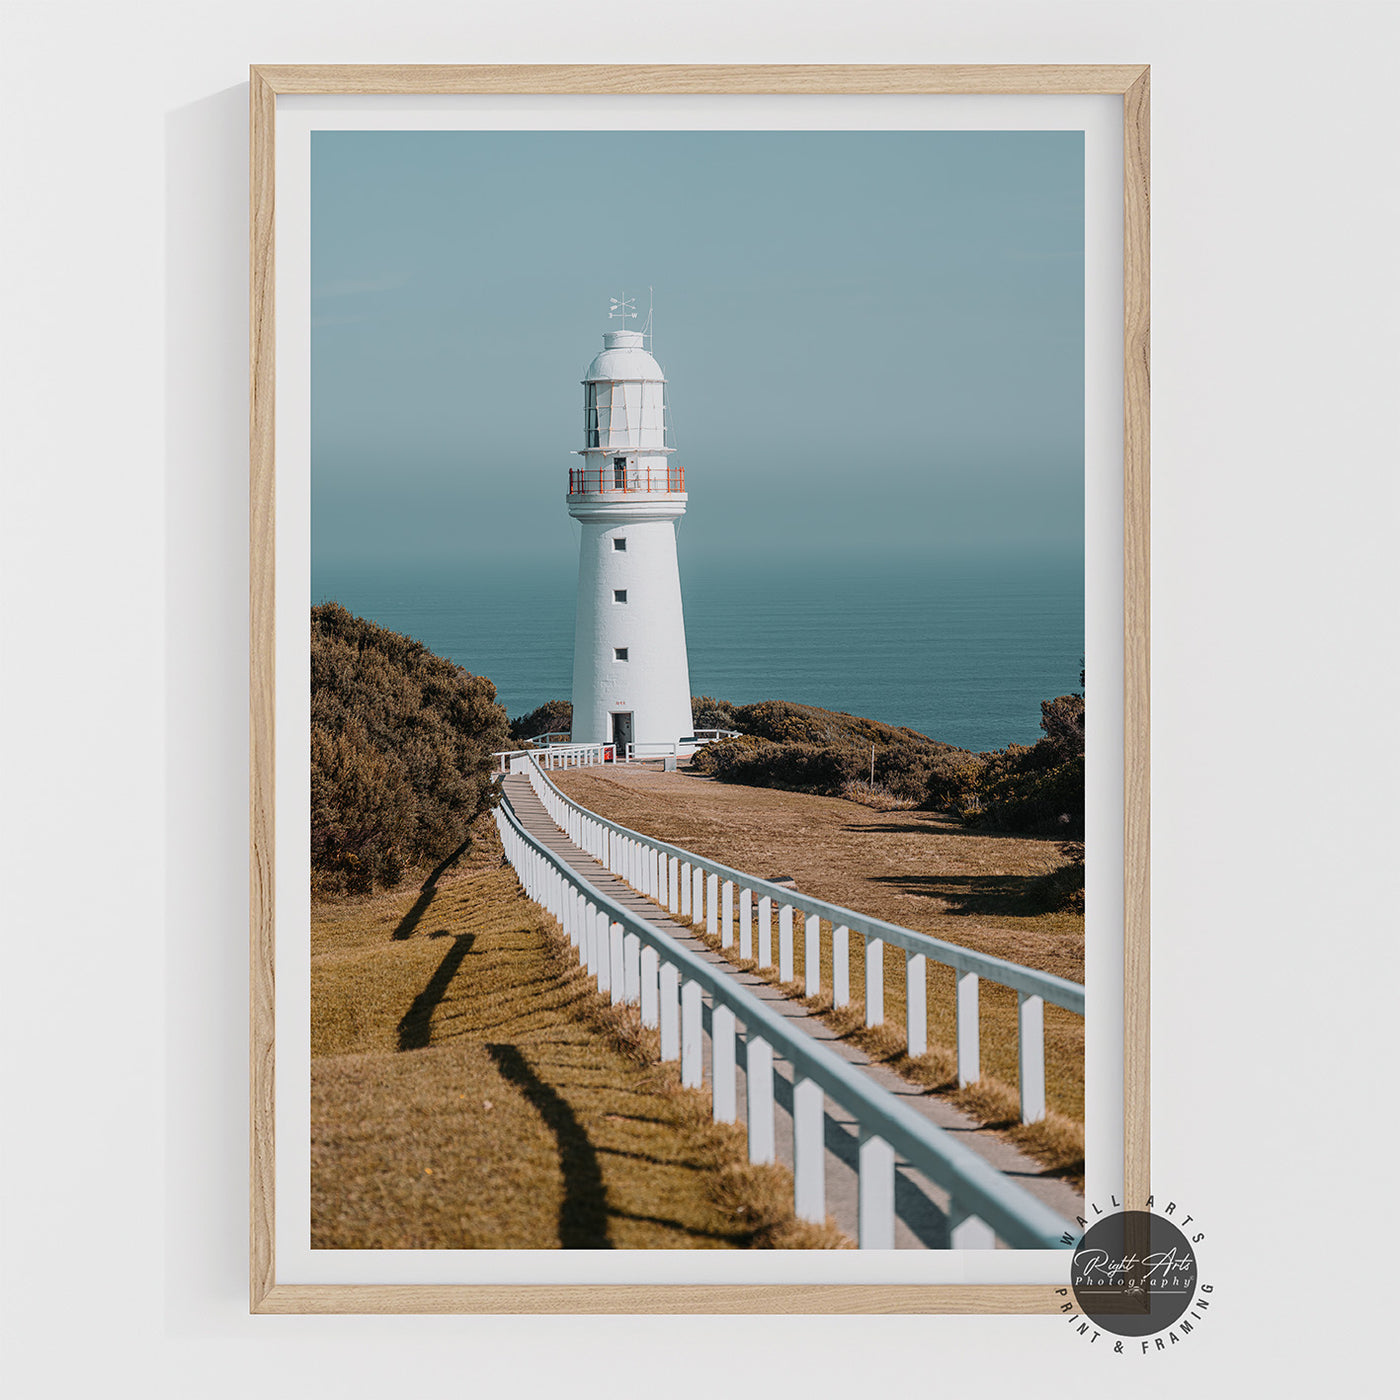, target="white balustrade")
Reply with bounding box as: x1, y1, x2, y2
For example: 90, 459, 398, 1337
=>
866, 936, 885, 1026
833, 925, 850, 1007
906, 952, 927, 1058
623, 931, 641, 1004
659, 961, 680, 1061
681, 979, 703, 1088
640, 945, 660, 1028
957, 970, 980, 1086
496, 760, 1083, 1254
745, 1036, 775, 1164
1018, 993, 1046, 1123
712, 1006, 737, 1123
793, 1077, 825, 1224
609, 922, 625, 1006
857, 1131, 896, 1249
